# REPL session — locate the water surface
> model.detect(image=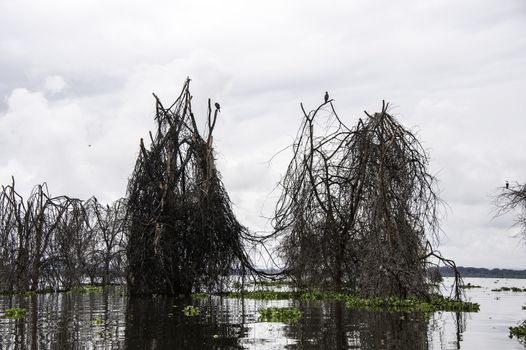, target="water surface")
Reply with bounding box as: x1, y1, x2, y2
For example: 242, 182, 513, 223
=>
1, 278, 524, 349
